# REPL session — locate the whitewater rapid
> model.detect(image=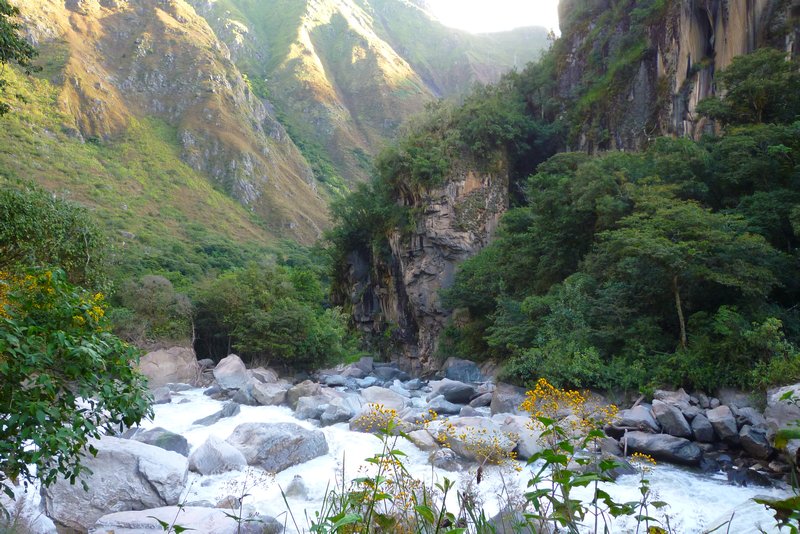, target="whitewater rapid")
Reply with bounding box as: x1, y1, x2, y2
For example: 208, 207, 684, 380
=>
137, 388, 792, 534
